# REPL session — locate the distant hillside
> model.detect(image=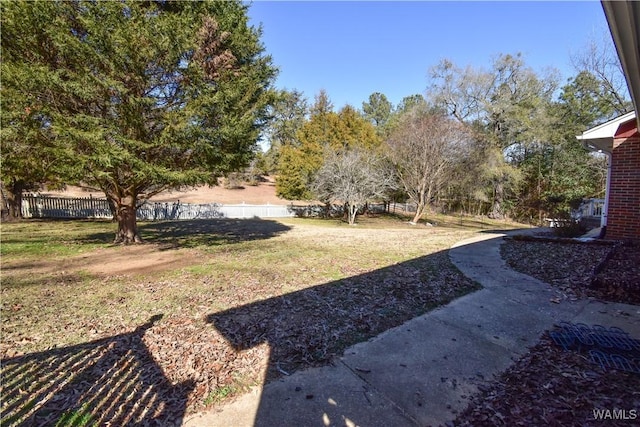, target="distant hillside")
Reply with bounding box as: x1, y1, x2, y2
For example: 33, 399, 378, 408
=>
41, 176, 310, 205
